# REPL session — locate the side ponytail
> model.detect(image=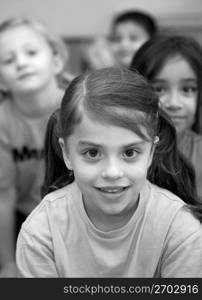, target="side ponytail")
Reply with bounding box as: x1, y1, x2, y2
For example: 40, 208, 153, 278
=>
148, 108, 197, 203
41, 109, 74, 197
148, 109, 202, 222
